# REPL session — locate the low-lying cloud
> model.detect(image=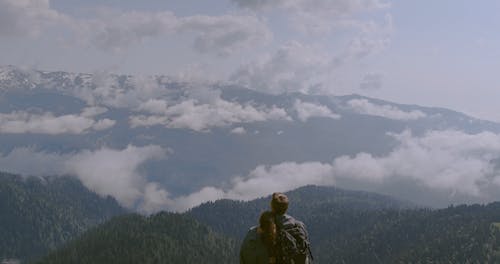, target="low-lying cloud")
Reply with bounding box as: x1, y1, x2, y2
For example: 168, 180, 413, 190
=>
168, 161, 335, 211
347, 99, 426, 120
294, 99, 340, 122
0, 108, 115, 134
332, 130, 500, 195
230, 127, 247, 134
165, 129, 500, 211
130, 98, 291, 132
65, 145, 167, 209
0, 145, 168, 211
5, 129, 499, 212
